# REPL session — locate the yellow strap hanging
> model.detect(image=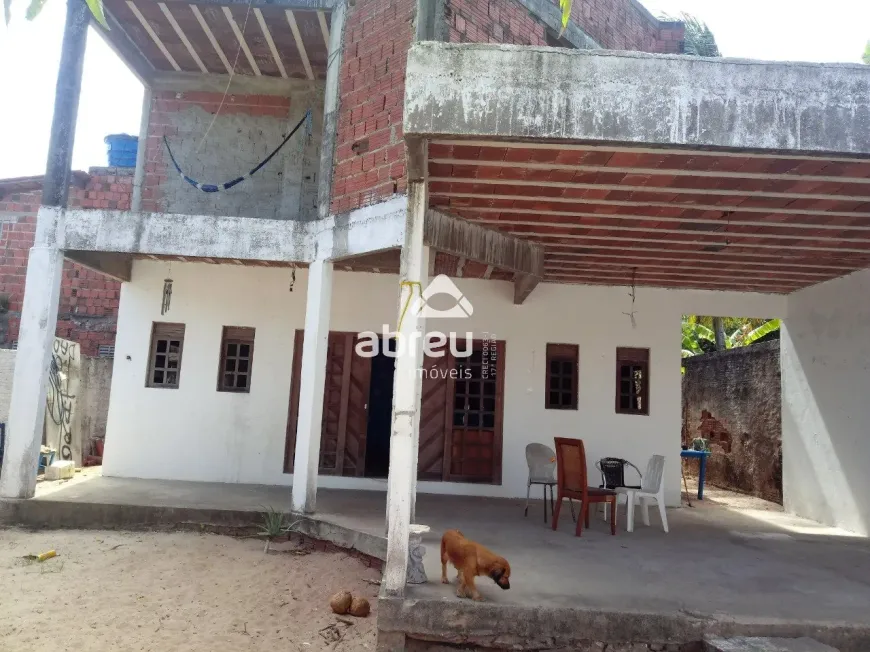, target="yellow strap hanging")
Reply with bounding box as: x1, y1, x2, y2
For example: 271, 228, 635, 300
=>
396, 280, 423, 332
